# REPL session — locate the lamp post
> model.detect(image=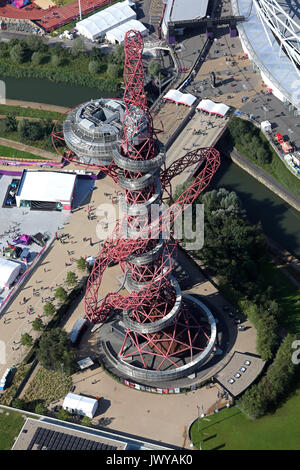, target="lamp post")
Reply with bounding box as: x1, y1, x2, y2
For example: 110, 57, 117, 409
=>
78, 0, 82, 21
